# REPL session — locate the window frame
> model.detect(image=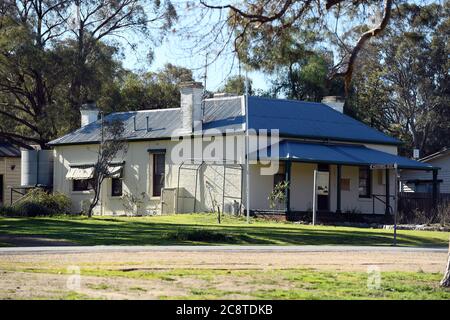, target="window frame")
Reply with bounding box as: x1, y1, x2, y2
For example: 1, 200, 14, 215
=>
111, 178, 123, 197
358, 166, 372, 198
72, 178, 95, 192
152, 153, 166, 197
